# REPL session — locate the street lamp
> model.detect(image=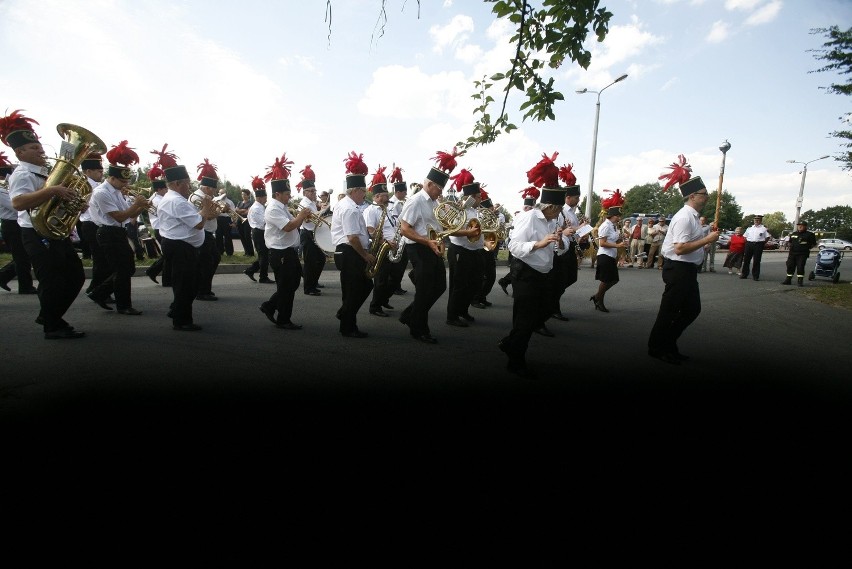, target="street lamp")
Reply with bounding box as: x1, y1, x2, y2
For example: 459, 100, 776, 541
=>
714, 140, 731, 229
786, 155, 830, 227
576, 73, 628, 220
